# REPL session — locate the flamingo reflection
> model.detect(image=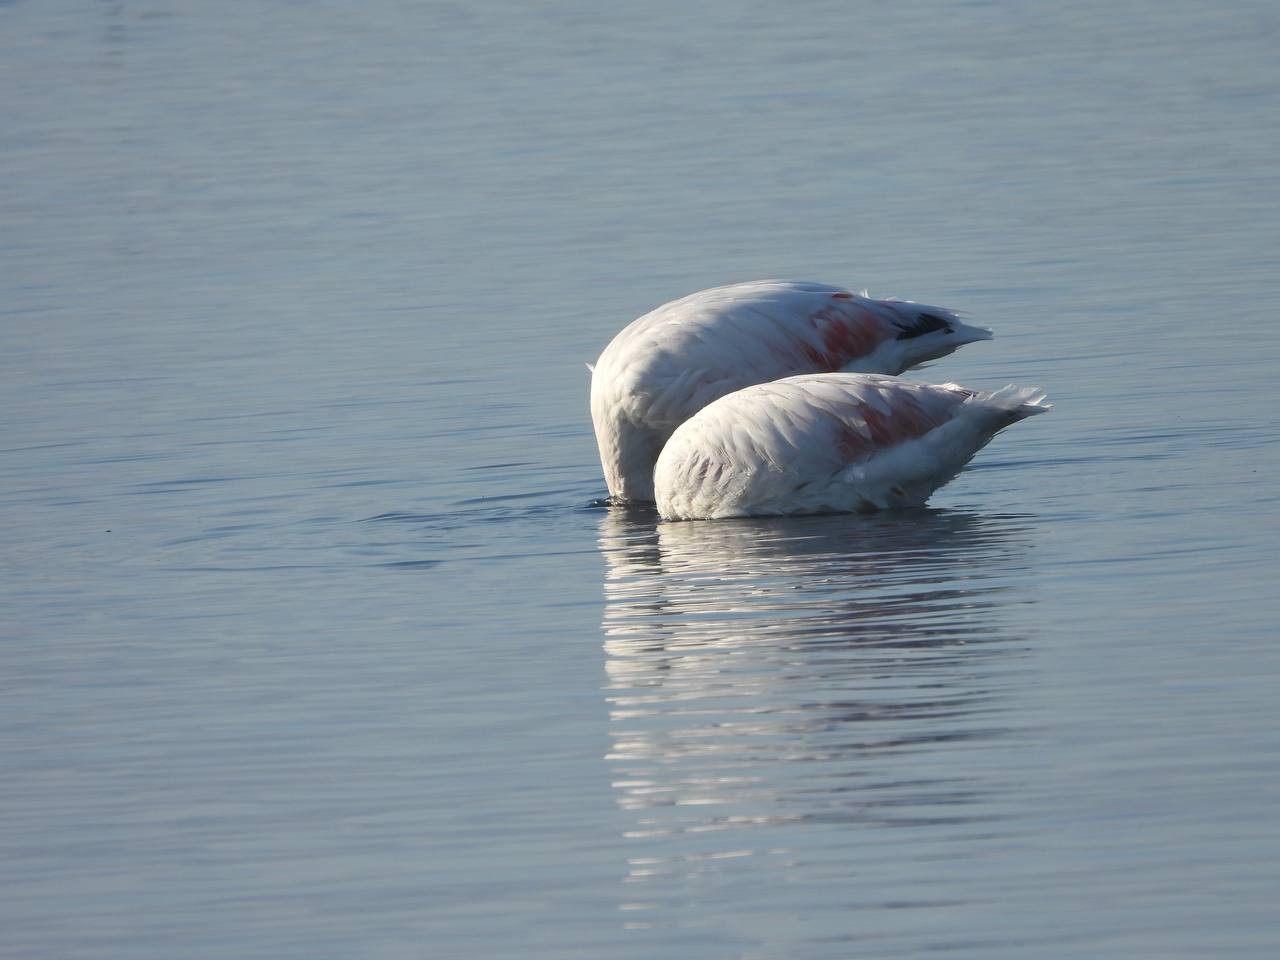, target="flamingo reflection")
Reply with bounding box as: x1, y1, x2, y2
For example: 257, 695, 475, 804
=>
597, 508, 1036, 909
